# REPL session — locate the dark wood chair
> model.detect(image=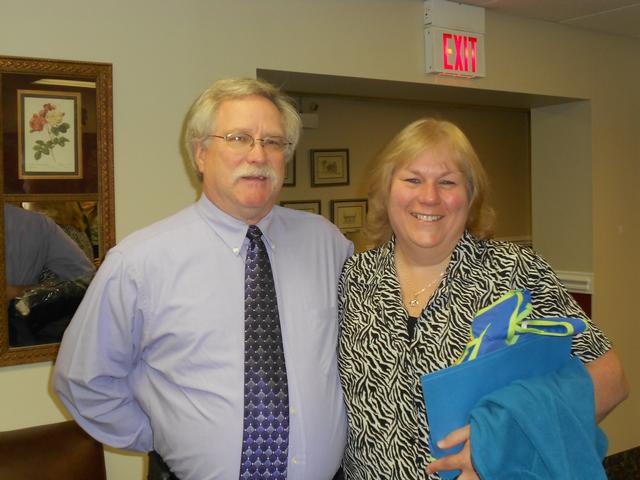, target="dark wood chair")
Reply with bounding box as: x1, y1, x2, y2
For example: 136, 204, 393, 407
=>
604, 445, 640, 480
0, 420, 106, 480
